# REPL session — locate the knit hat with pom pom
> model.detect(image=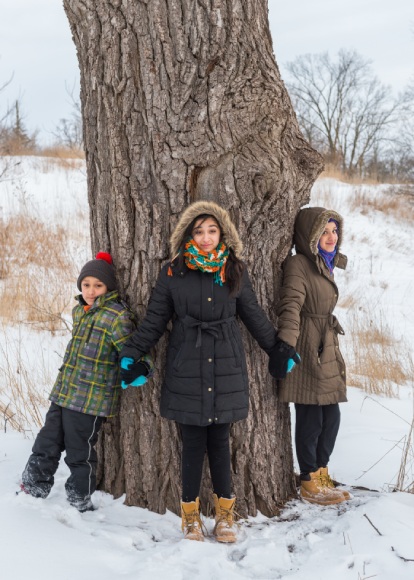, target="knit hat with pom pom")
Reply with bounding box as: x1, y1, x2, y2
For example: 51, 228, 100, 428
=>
77, 252, 117, 291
